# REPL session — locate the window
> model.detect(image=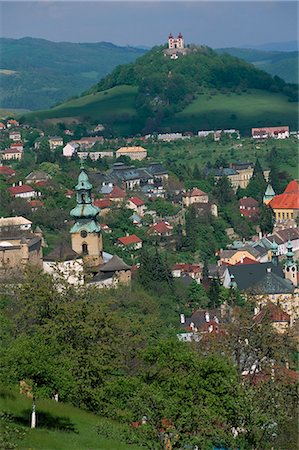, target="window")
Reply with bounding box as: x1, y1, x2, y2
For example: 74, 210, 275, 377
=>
82, 243, 88, 255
